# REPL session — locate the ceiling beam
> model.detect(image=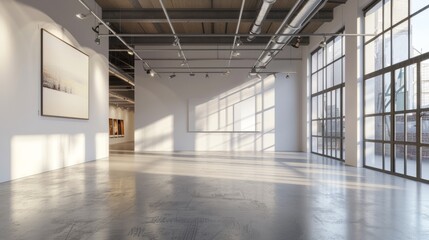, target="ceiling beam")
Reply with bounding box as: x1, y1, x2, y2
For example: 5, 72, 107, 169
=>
102, 9, 333, 23
110, 36, 308, 46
